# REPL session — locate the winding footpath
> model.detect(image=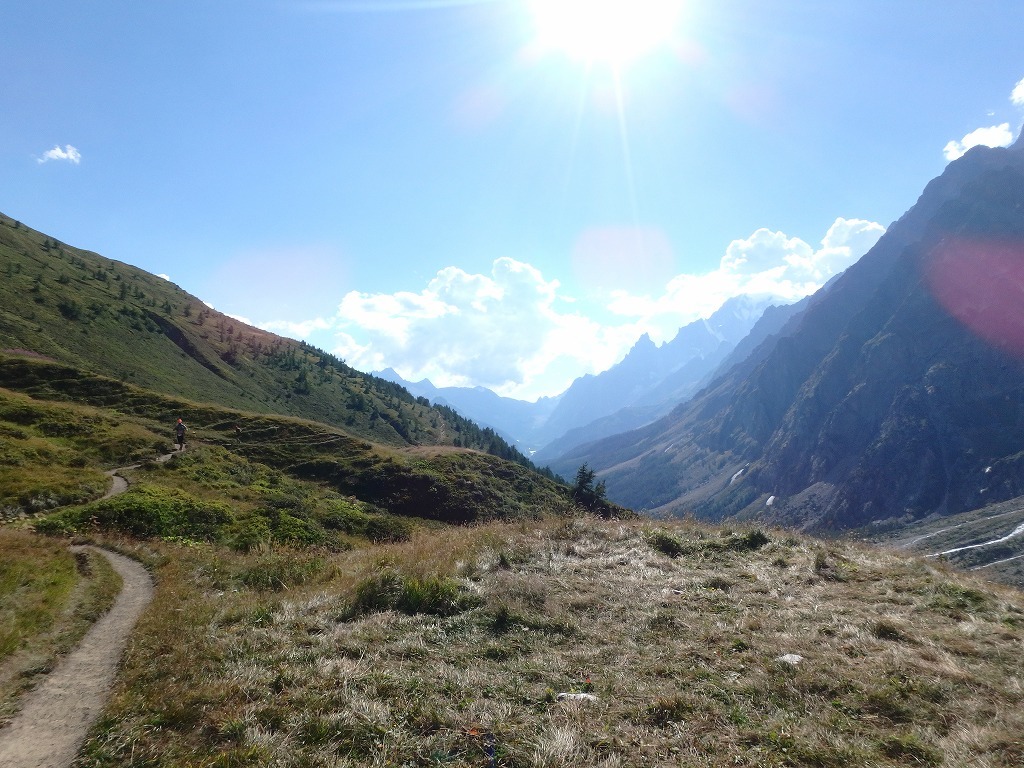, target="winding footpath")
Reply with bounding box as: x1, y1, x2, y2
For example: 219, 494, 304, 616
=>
0, 455, 174, 767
